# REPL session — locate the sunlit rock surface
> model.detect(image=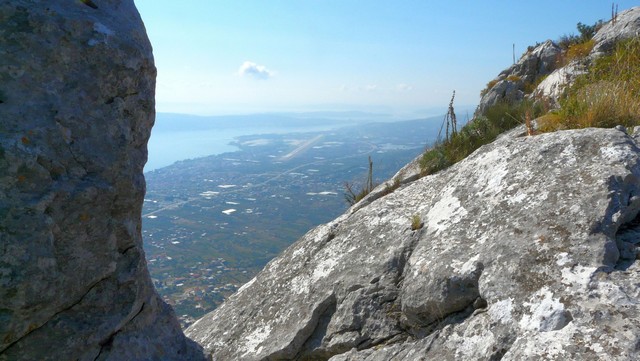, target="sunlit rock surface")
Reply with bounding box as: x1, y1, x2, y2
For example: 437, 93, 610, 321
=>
477, 40, 561, 114
0, 1, 205, 360
532, 6, 640, 105
483, 7, 640, 110
592, 6, 640, 56
188, 127, 640, 360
